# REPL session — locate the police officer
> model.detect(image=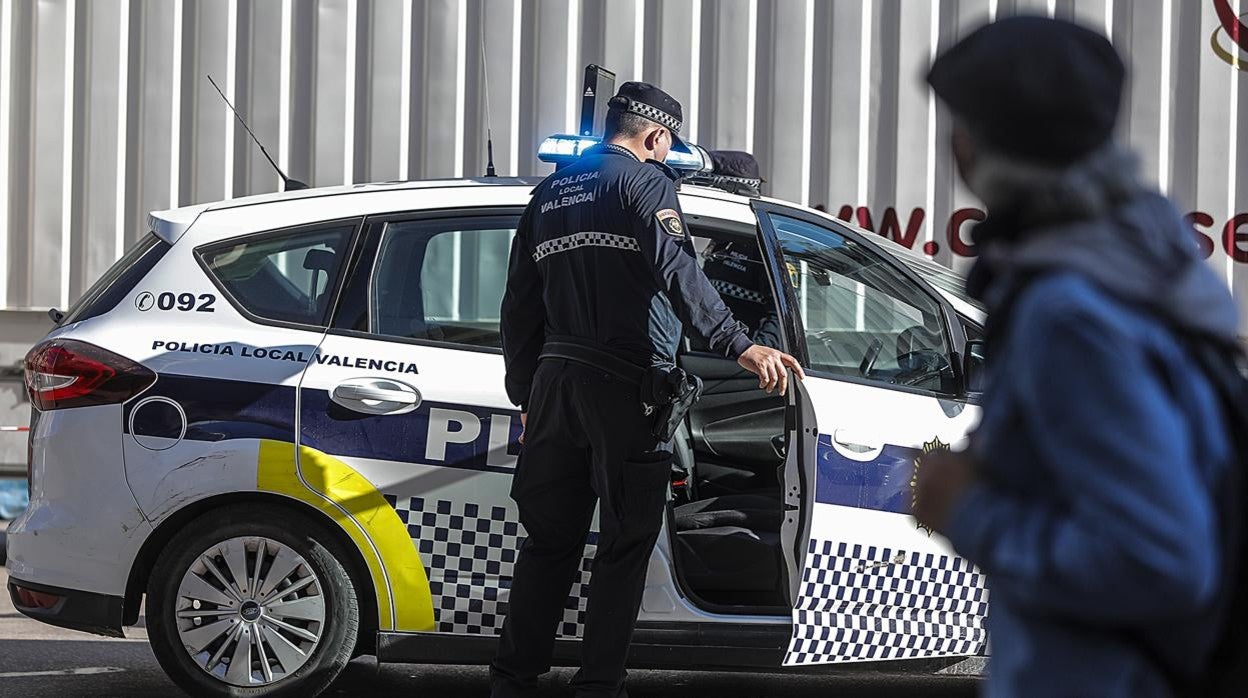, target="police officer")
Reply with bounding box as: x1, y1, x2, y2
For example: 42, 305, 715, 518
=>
493, 83, 804, 697
693, 150, 783, 350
